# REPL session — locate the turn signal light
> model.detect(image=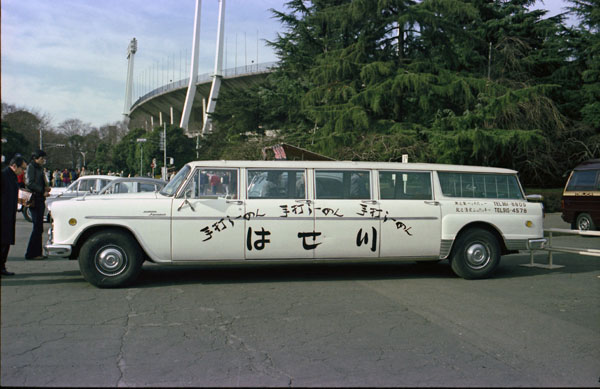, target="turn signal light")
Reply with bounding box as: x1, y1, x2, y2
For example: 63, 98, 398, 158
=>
68, 218, 77, 226
525, 220, 533, 228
